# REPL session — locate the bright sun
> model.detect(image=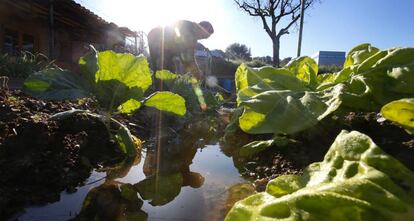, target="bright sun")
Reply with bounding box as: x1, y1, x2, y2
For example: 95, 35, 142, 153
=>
86, 0, 227, 50
110, 0, 207, 31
